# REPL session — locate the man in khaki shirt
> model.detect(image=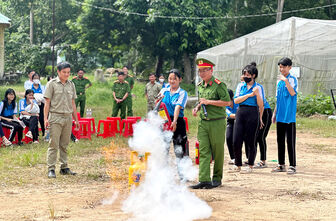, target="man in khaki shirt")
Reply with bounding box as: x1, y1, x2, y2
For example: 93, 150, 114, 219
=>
144, 73, 162, 112
44, 62, 79, 178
